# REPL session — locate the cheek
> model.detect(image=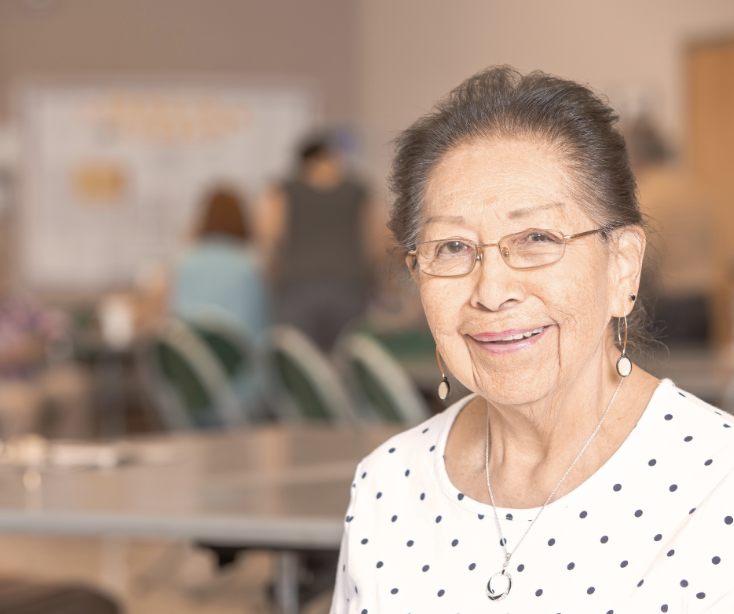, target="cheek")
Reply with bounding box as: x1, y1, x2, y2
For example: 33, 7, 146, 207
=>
418, 277, 466, 339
